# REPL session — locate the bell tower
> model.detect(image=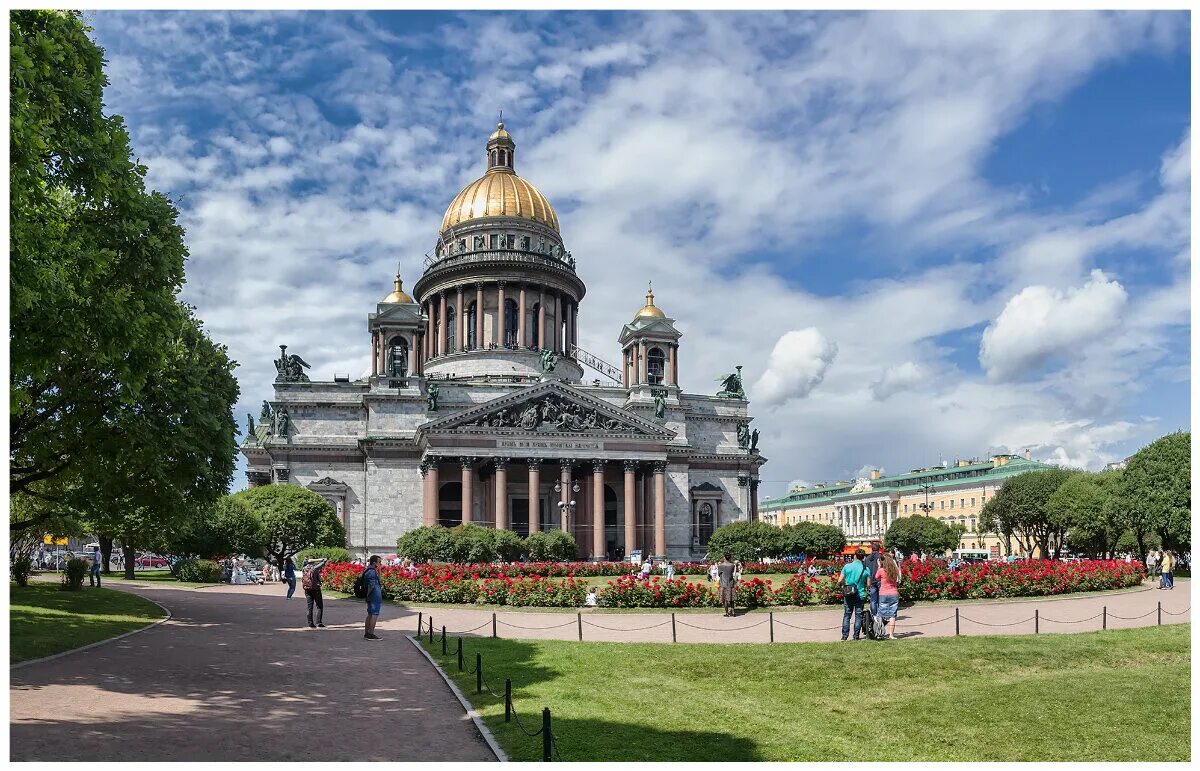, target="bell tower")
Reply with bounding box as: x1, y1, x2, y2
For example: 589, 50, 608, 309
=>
368, 266, 425, 381
618, 282, 682, 391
